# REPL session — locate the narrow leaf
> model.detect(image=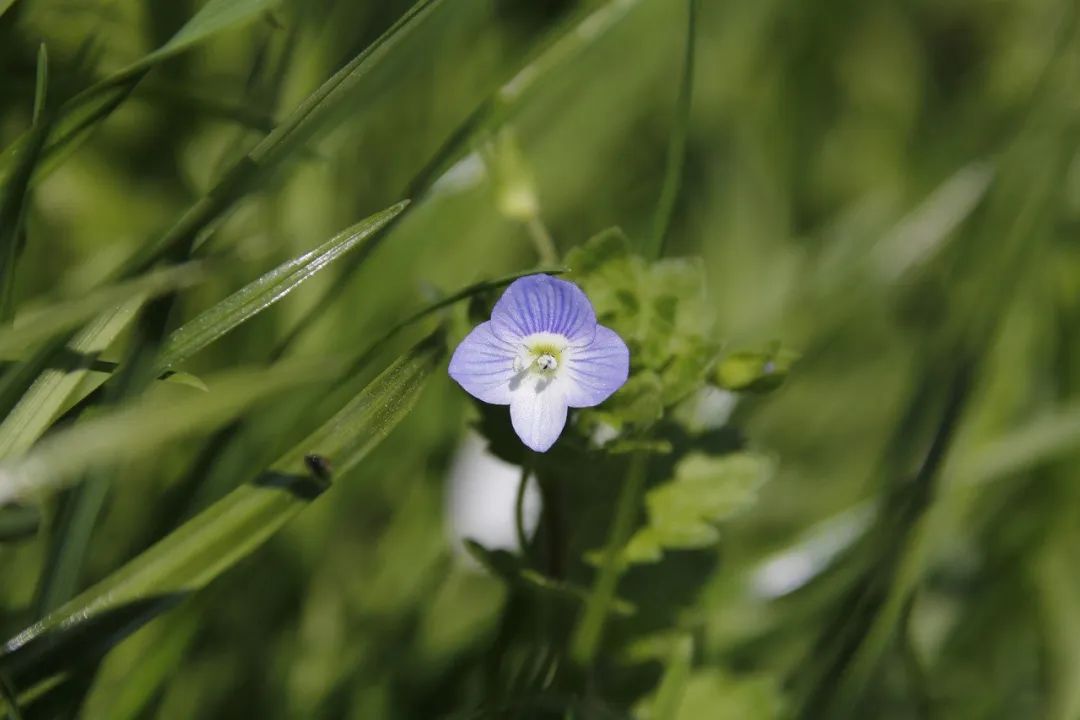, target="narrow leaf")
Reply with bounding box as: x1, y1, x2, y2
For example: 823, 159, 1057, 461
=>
156, 201, 408, 372
646, 0, 697, 259
0, 264, 204, 360
0, 358, 339, 506
0, 45, 50, 322
0, 300, 143, 461
0, 333, 443, 692
0, 0, 278, 187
